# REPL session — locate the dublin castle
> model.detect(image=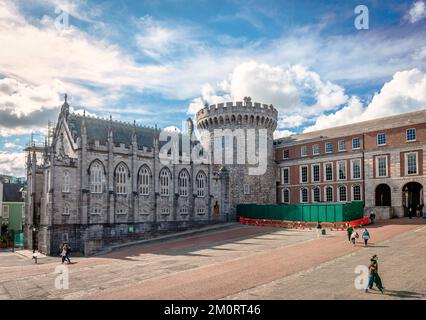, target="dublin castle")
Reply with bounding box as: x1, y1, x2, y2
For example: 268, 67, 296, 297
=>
25, 95, 426, 255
